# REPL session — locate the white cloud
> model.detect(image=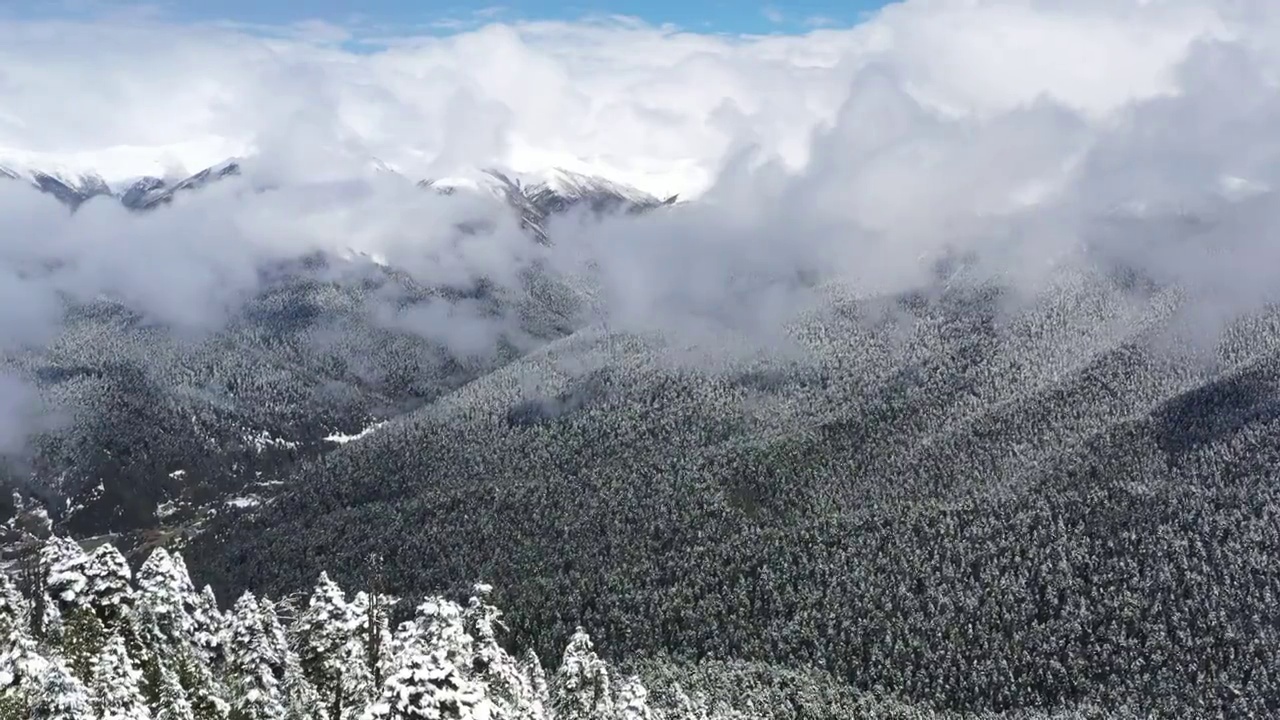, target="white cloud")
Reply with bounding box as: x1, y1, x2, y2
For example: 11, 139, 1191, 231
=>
0, 1, 1238, 195
0, 0, 1278, 422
